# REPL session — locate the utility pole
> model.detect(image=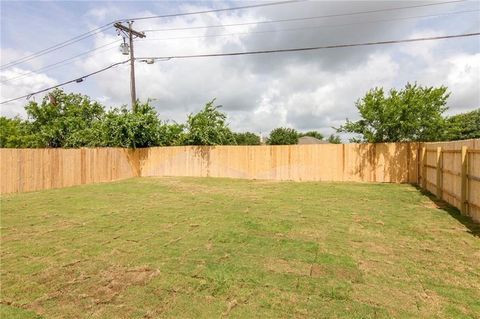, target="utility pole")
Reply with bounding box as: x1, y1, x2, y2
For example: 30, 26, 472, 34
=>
114, 21, 145, 111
